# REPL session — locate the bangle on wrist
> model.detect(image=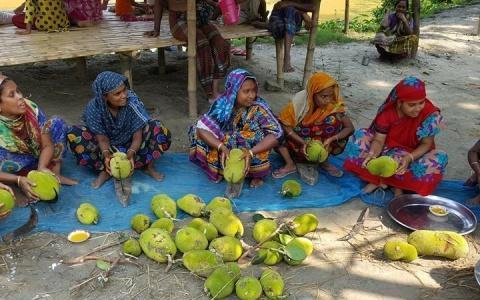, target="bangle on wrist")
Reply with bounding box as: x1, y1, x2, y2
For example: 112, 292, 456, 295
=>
127, 149, 136, 155
17, 176, 21, 186
472, 161, 480, 165
248, 149, 254, 158
217, 142, 223, 152
408, 153, 415, 161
